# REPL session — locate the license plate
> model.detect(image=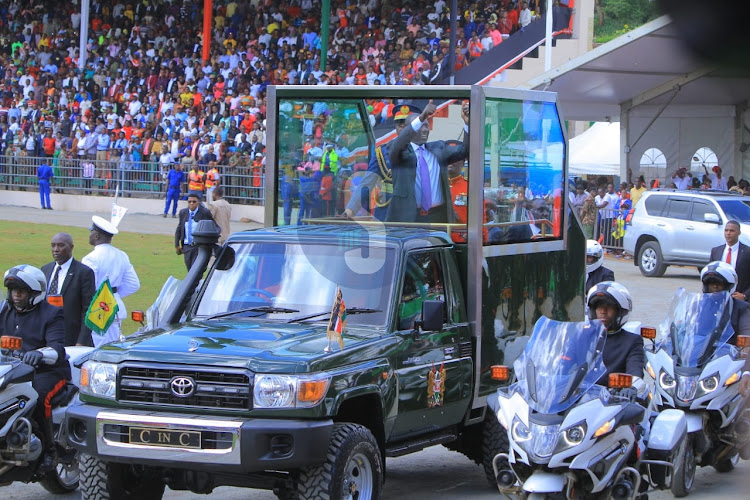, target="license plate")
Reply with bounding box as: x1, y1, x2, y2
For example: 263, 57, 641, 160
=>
128, 427, 202, 449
